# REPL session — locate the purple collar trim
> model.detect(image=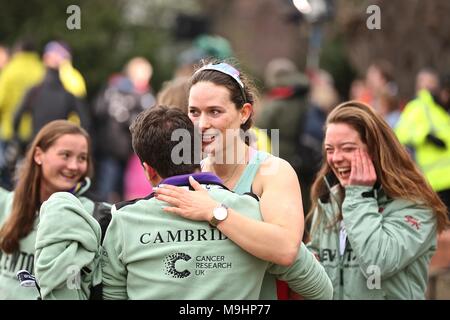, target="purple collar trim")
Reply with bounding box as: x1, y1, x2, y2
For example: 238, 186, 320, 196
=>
159, 172, 225, 188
